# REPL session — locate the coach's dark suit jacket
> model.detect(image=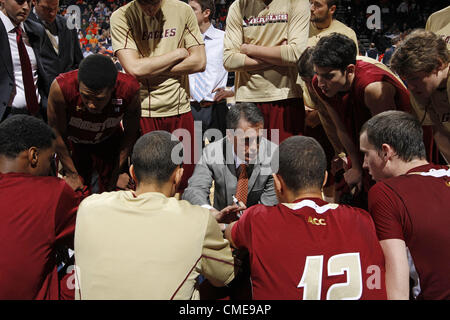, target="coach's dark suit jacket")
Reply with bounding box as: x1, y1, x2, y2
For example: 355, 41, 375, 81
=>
28, 12, 83, 93
183, 136, 279, 210
0, 18, 49, 121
